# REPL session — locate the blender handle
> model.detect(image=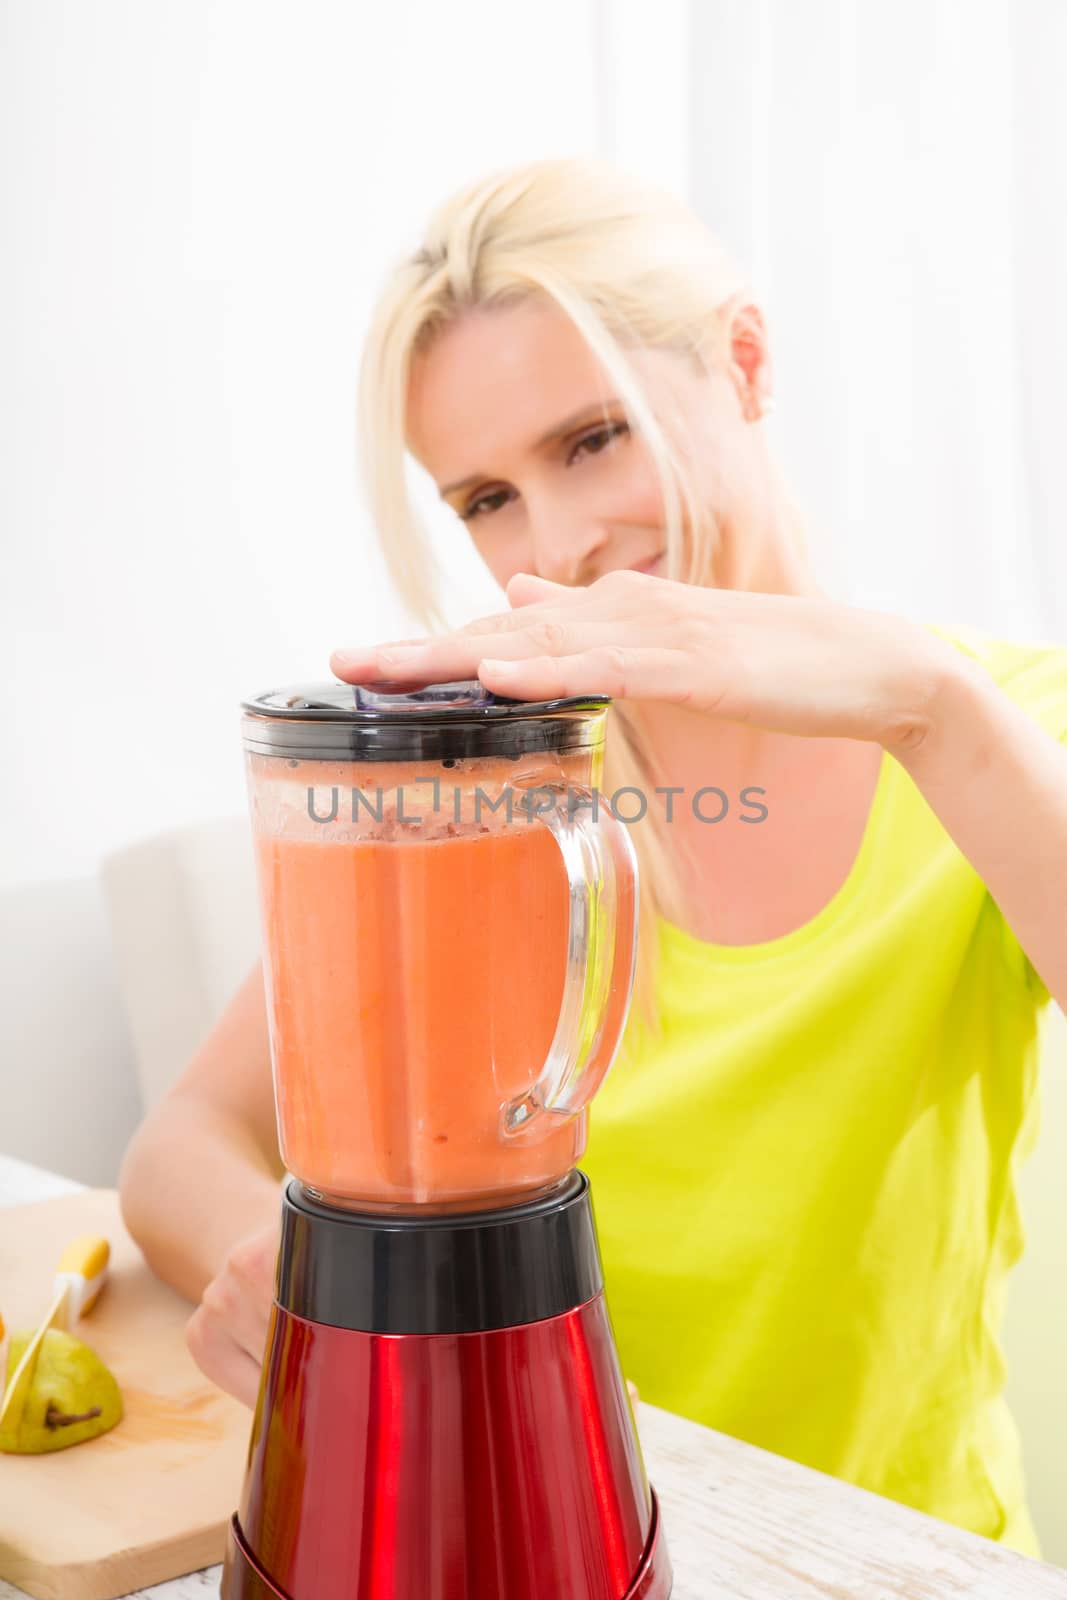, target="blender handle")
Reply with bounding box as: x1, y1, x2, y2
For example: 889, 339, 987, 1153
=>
502, 782, 639, 1137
